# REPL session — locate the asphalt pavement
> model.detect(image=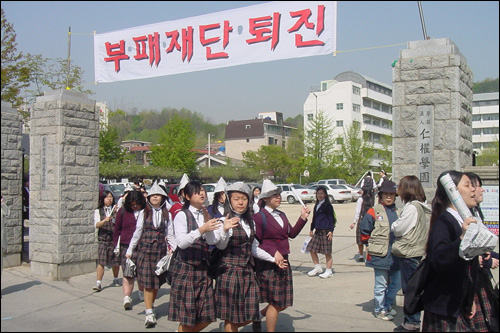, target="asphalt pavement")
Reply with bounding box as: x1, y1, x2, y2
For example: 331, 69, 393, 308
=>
0, 202, 427, 331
